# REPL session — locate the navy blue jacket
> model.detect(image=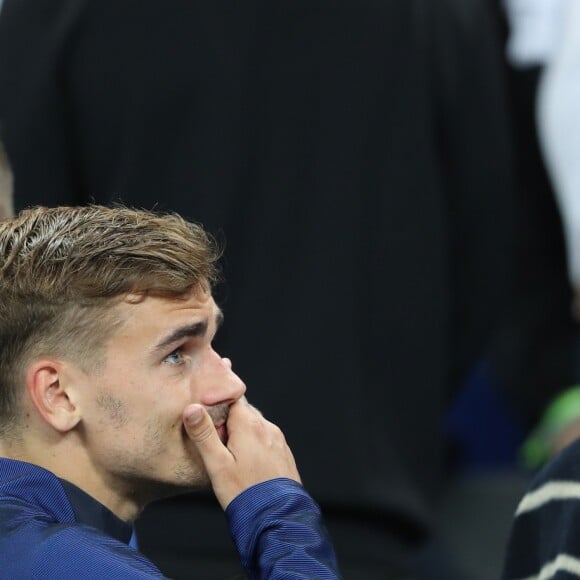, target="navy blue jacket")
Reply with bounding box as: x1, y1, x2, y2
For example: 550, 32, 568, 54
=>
0, 458, 340, 579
